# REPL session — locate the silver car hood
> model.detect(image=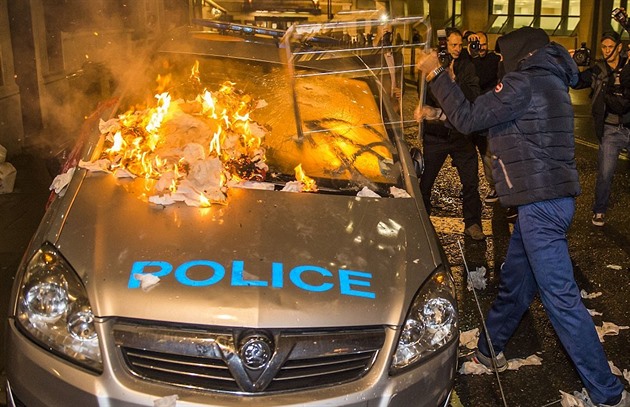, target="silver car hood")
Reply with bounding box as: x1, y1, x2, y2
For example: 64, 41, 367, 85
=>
53, 172, 441, 328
